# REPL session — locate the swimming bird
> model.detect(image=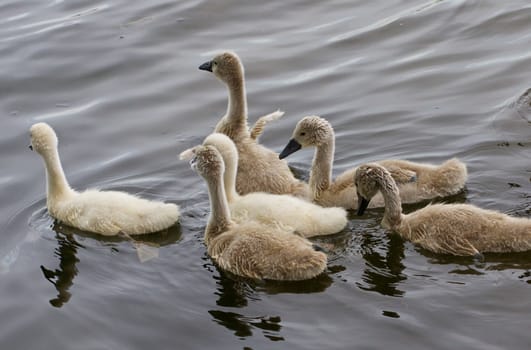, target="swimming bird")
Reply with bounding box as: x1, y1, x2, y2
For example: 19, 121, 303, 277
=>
181, 133, 347, 237
279, 115, 467, 209
355, 163, 531, 256
30, 122, 179, 236
189, 143, 327, 280
199, 51, 309, 198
